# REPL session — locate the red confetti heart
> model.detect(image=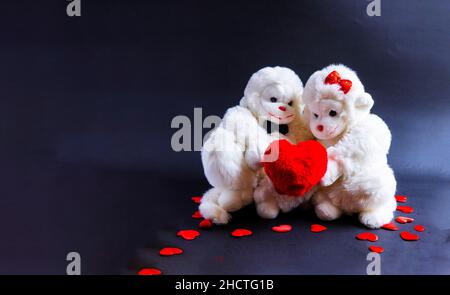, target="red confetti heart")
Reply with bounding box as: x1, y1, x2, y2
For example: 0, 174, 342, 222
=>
414, 224, 425, 232
272, 224, 292, 233
396, 216, 414, 224
231, 228, 253, 237
192, 211, 203, 219
396, 205, 414, 214
310, 224, 327, 233
400, 231, 419, 241
395, 195, 408, 203
192, 196, 202, 204
177, 229, 200, 240
369, 245, 384, 253
199, 219, 212, 229
356, 232, 379, 242
138, 268, 162, 275
381, 222, 399, 231
159, 247, 183, 256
